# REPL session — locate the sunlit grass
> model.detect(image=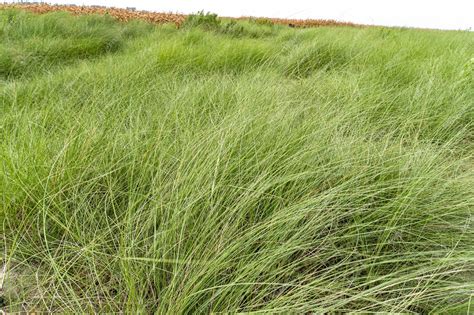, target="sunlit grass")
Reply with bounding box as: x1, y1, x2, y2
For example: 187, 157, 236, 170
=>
1, 9, 473, 313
